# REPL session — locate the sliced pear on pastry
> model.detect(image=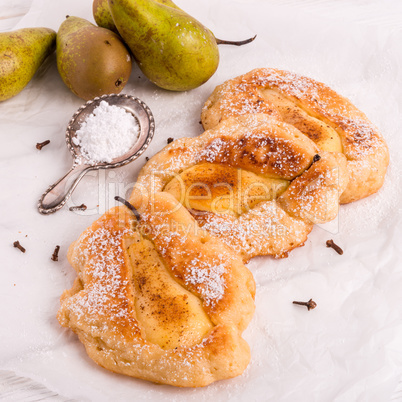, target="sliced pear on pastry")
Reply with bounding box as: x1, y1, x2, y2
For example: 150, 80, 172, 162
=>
164, 162, 289, 216
260, 88, 343, 153
128, 238, 213, 349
